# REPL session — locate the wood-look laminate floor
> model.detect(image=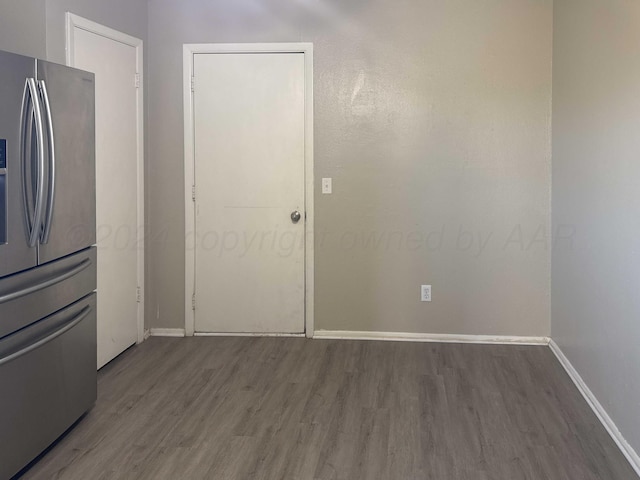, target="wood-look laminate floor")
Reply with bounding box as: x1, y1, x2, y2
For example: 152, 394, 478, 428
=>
17, 337, 638, 480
